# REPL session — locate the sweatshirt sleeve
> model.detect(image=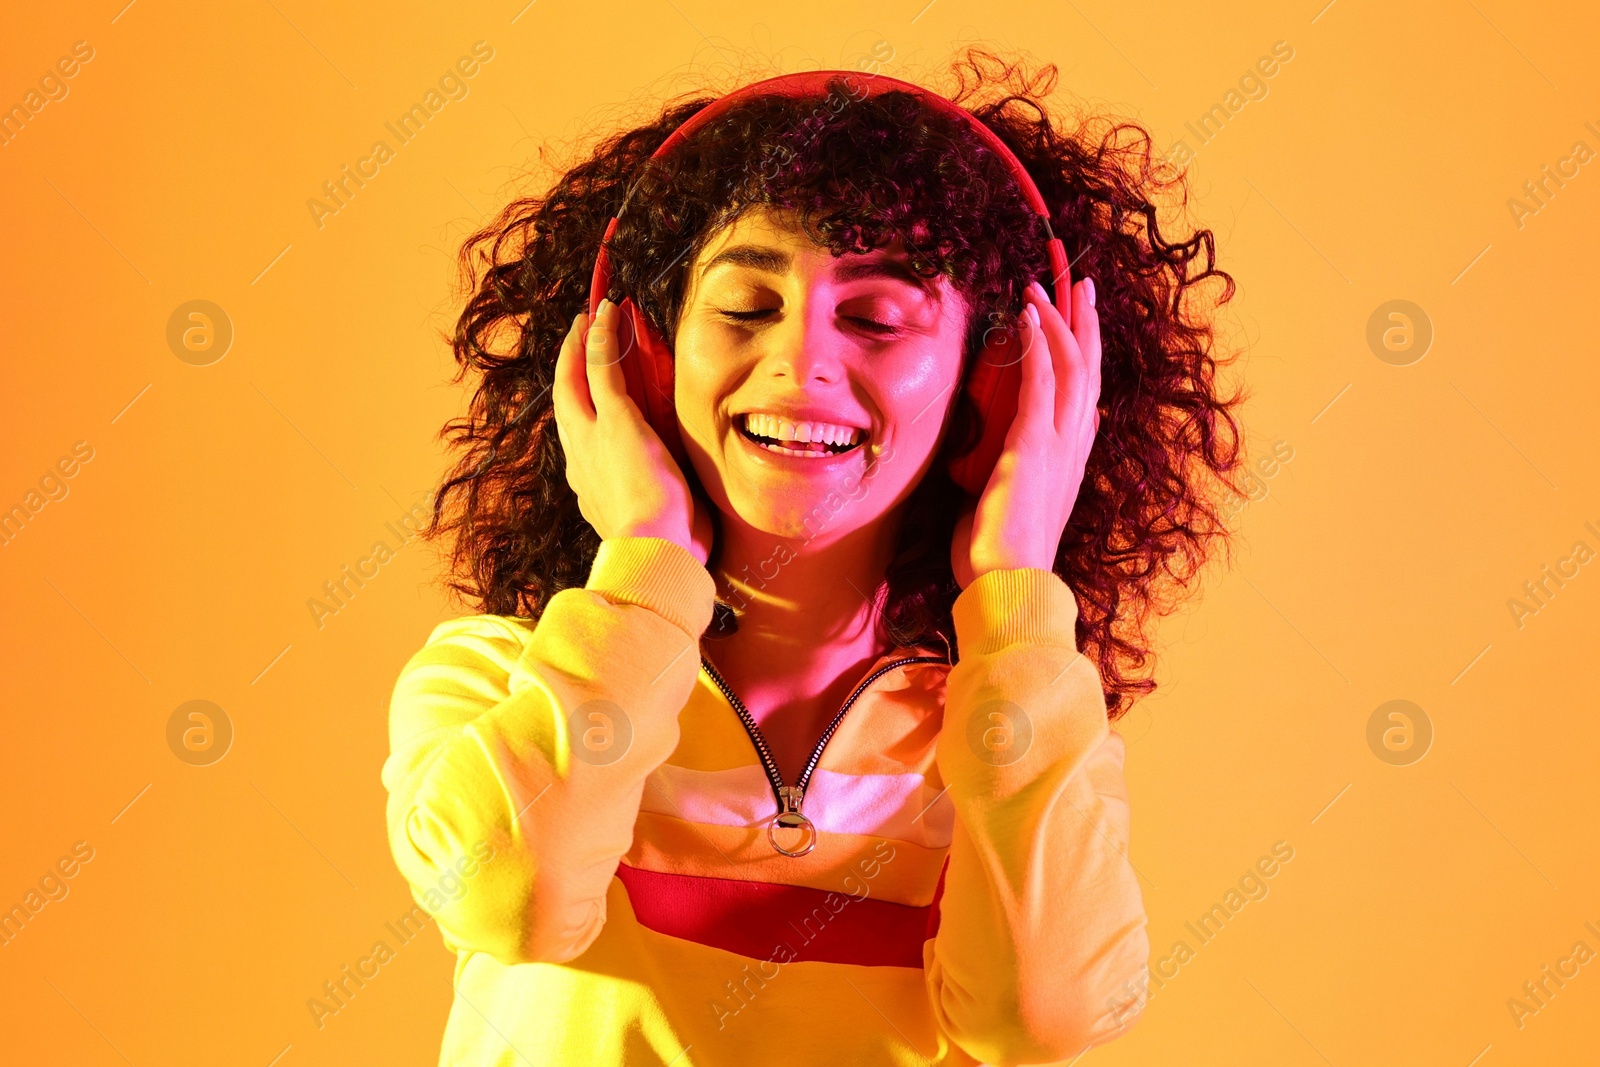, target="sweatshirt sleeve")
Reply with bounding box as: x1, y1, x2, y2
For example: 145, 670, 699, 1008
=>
380, 536, 716, 965
923, 567, 1151, 1066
